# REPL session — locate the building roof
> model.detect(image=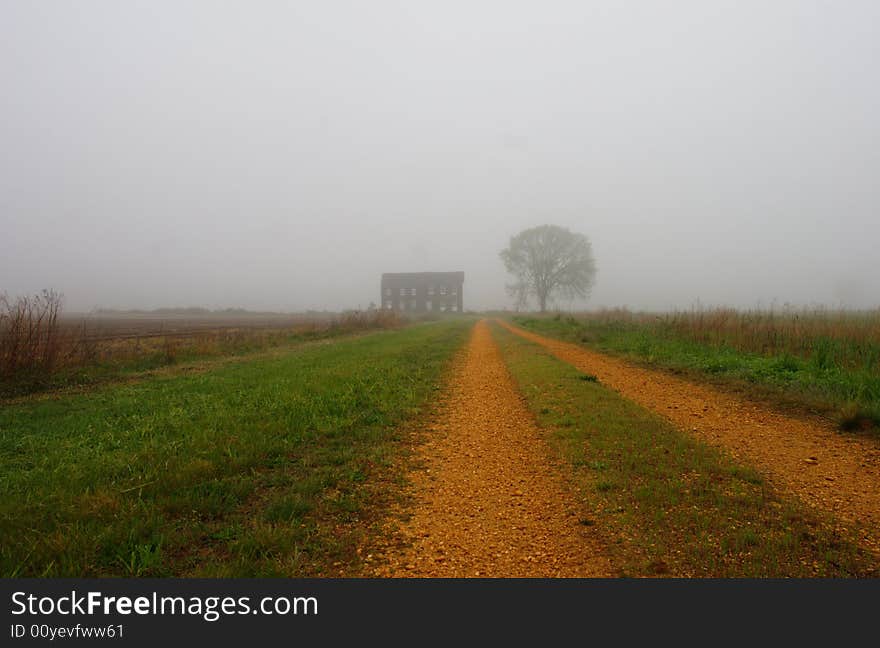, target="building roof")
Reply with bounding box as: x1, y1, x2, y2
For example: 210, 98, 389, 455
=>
381, 271, 464, 283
